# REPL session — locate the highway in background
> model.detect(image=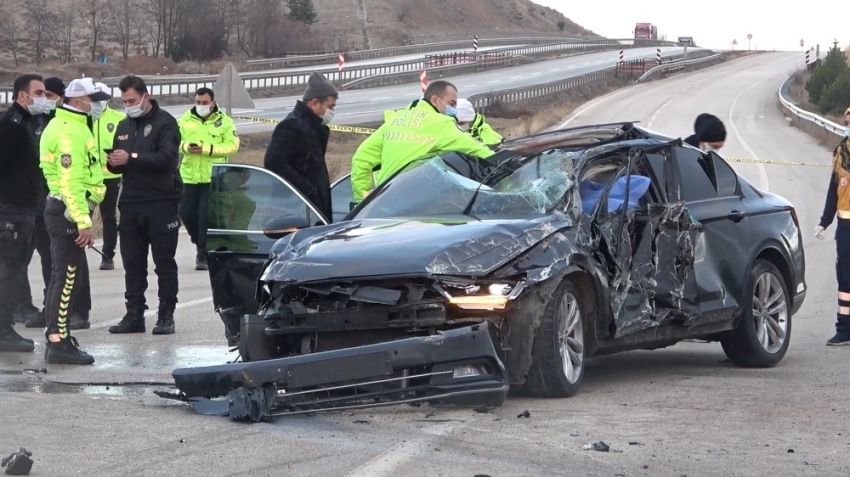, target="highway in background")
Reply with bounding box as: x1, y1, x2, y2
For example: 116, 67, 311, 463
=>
163, 46, 702, 133
5, 51, 840, 476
